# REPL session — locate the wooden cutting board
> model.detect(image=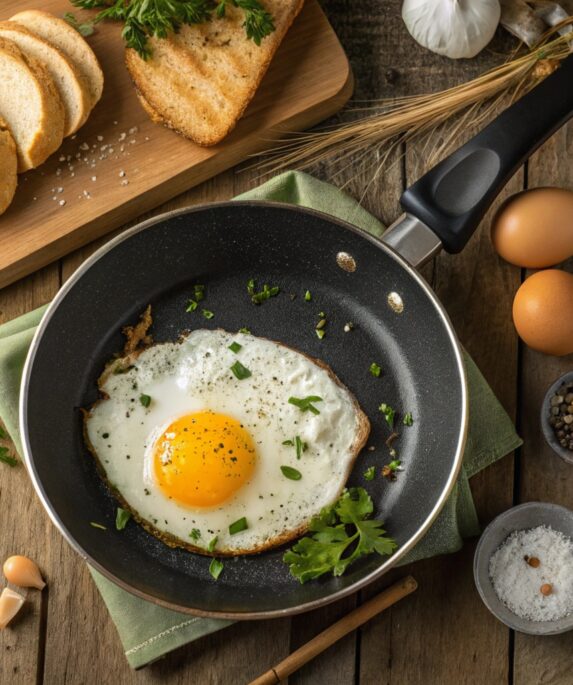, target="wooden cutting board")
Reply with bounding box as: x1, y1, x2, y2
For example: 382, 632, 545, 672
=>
0, 0, 352, 289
